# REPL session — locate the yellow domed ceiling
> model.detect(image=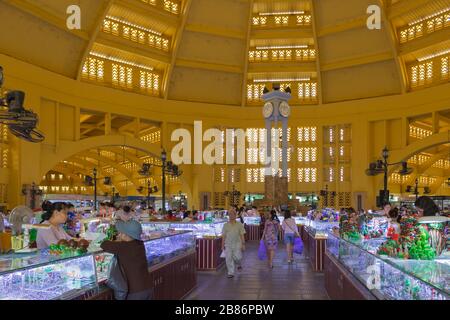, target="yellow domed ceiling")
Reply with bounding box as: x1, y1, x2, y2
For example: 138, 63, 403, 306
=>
0, 0, 449, 106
